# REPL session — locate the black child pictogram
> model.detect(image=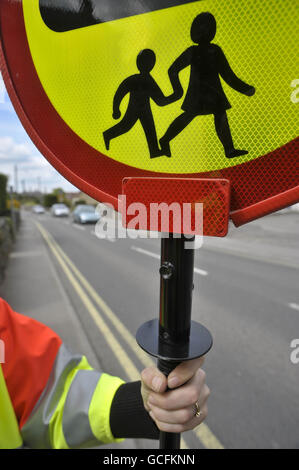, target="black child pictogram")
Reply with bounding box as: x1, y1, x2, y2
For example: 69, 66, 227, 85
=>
103, 49, 176, 158
159, 12, 256, 158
